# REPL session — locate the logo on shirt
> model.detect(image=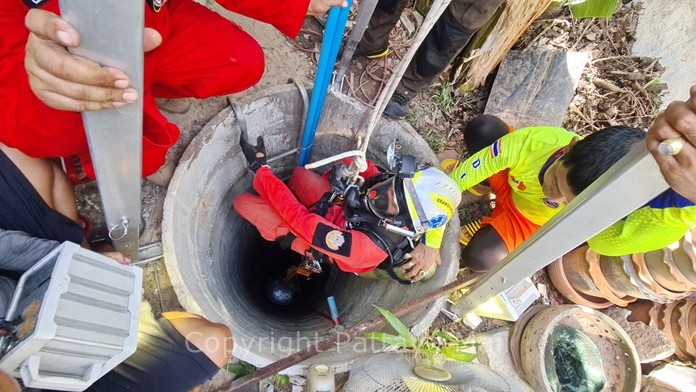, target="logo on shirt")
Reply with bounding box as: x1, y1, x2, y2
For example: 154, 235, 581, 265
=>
543, 198, 560, 208
490, 140, 502, 158
429, 214, 448, 228
325, 230, 346, 251
510, 176, 526, 191
146, 0, 167, 12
